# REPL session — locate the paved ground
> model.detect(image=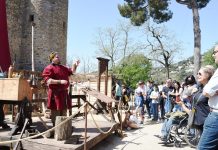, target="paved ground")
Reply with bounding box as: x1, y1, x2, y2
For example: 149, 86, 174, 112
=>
91, 118, 194, 150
